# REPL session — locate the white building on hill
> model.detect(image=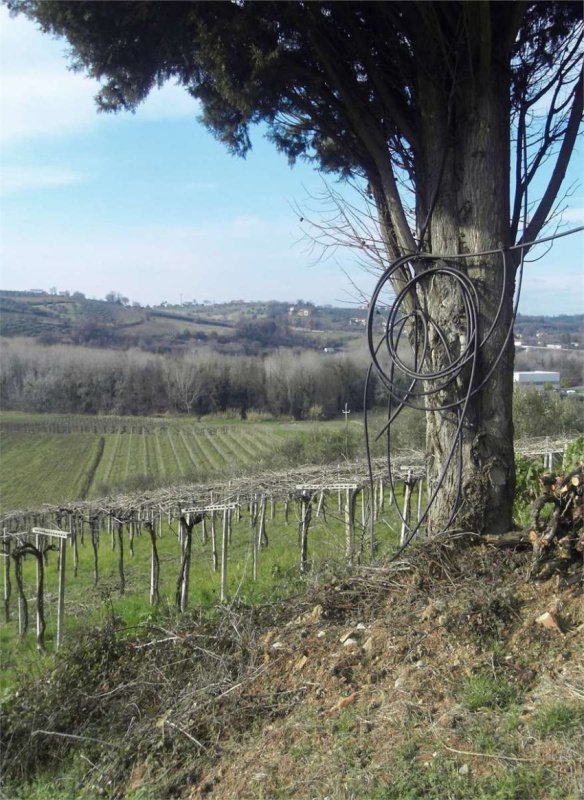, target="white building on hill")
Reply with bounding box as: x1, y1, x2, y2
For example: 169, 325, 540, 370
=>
513, 371, 560, 390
